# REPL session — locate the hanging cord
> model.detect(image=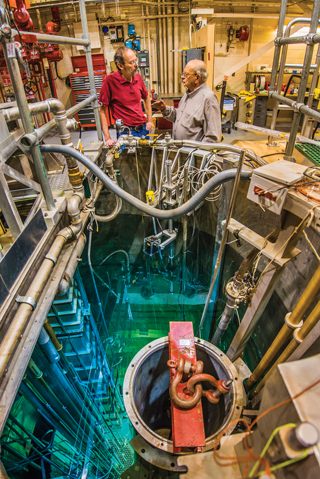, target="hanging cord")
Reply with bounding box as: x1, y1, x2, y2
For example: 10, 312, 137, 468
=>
213, 374, 320, 477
